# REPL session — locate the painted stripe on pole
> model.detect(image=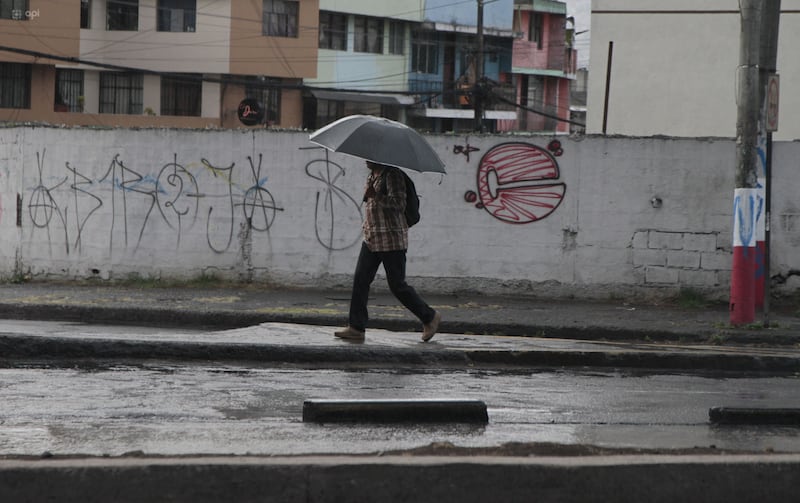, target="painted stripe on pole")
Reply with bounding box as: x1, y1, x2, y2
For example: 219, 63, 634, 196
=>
302, 399, 489, 424
731, 189, 760, 325
733, 188, 760, 248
